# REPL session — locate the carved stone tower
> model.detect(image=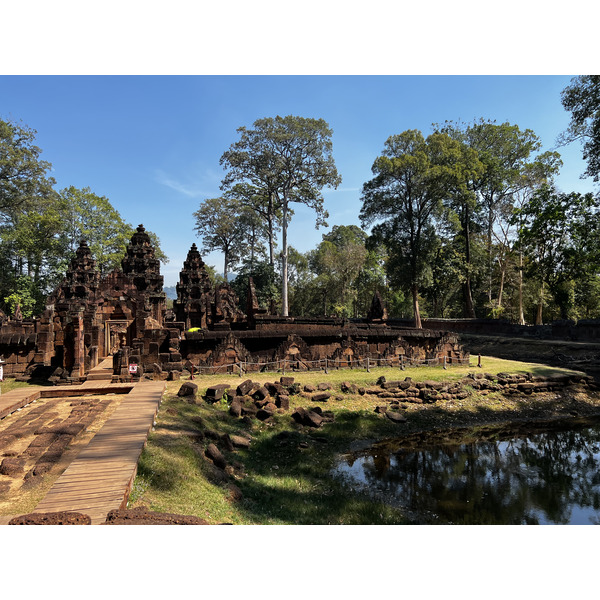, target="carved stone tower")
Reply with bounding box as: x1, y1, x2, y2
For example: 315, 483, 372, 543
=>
121, 224, 166, 324
173, 243, 214, 329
